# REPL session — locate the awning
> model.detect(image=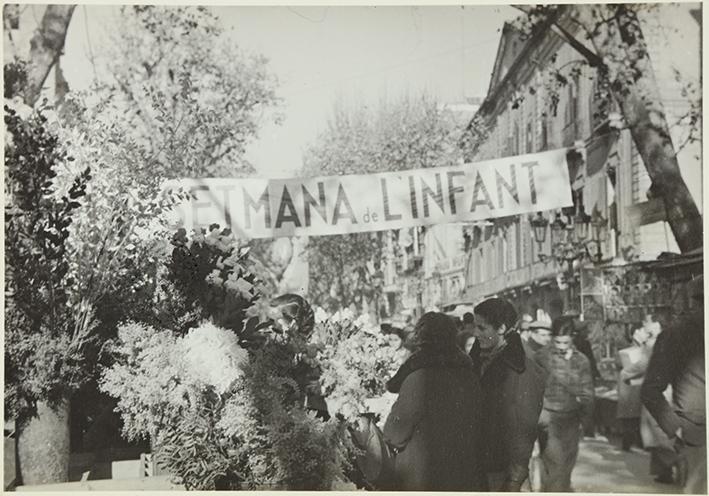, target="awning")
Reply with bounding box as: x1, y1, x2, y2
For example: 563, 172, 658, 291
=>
625, 198, 666, 227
